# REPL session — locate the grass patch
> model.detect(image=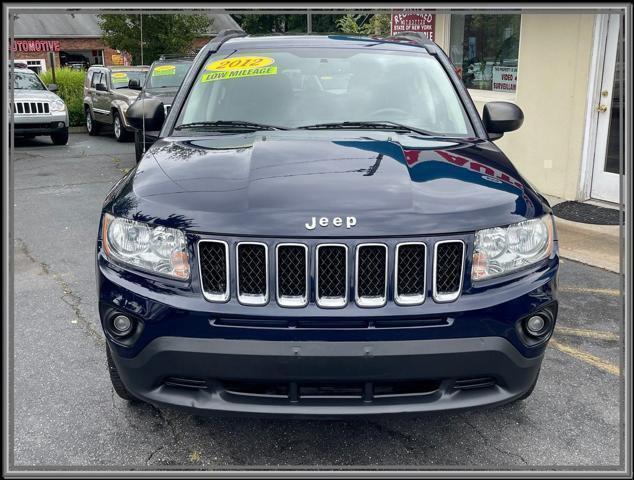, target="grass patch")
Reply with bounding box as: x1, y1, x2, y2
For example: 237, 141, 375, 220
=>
40, 68, 86, 127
